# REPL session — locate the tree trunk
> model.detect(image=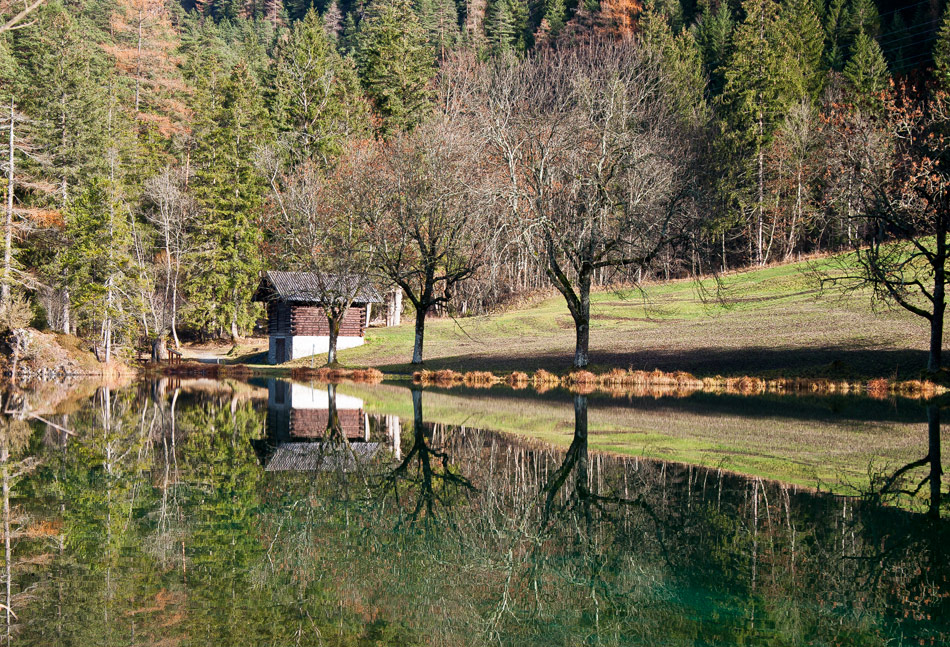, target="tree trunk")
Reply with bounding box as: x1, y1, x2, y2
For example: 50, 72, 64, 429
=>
325, 383, 341, 438
230, 309, 239, 343
929, 307, 944, 373
61, 287, 70, 335
151, 335, 168, 363
171, 266, 180, 349
756, 121, 765, 266
2, 100, 14, 310
327, 314, 342, 365
412, 305, 427, 364
411, 387, 423, 433
926, 404, 942, 519
929, 251, 945, 373
572, 271, 592, 369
